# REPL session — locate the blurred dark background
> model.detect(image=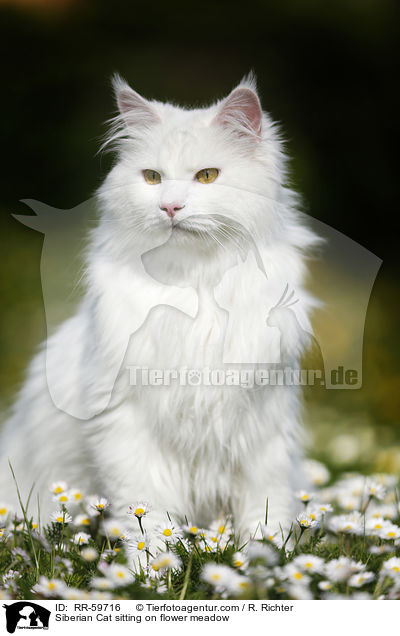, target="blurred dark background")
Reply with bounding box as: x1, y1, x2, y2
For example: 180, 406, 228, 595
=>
0, 0, 399, 472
